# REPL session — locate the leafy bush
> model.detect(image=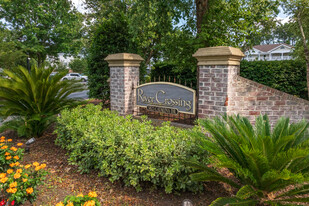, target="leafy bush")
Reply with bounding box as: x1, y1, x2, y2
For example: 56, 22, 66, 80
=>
55, 104, 207, 193
57, 191, 100, 206
189, 115, 309, 205
240, 60, 308, 100
0, 137, 47, 204
0, 65, 85, 137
